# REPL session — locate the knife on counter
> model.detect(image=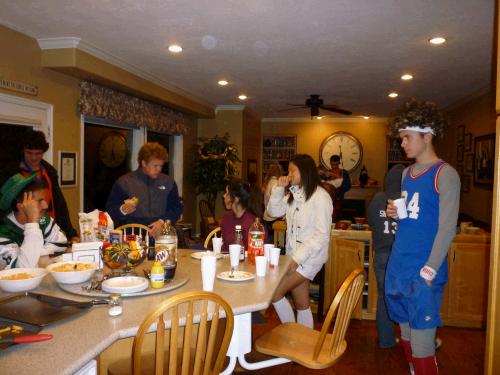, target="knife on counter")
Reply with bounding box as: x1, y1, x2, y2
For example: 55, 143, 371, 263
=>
28, 292, 108, 308
0, 334, 53, 344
